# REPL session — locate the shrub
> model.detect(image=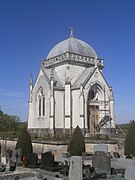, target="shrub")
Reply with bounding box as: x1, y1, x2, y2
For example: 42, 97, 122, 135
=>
125, 120, 135, 156
67, 126, 85, 156
15, 127, 33, 158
